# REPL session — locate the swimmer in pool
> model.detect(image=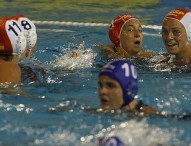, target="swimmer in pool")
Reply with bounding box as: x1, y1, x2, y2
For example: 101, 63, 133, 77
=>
49, 59, 157, 114
5, 14, 44, 84
161, 9, 191, 66
0, 16, 39, 97
98, 59, 157, 114
97, 14, 152, 59
0, 16, 26, 85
